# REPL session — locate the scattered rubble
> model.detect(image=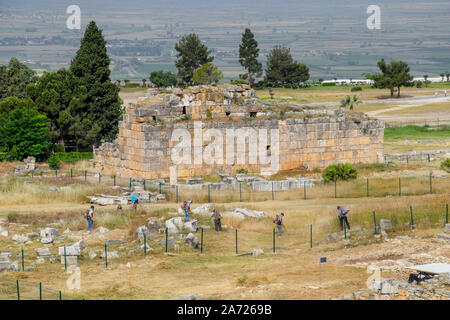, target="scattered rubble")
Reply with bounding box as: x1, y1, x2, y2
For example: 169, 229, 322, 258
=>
185, 233, 199, 249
